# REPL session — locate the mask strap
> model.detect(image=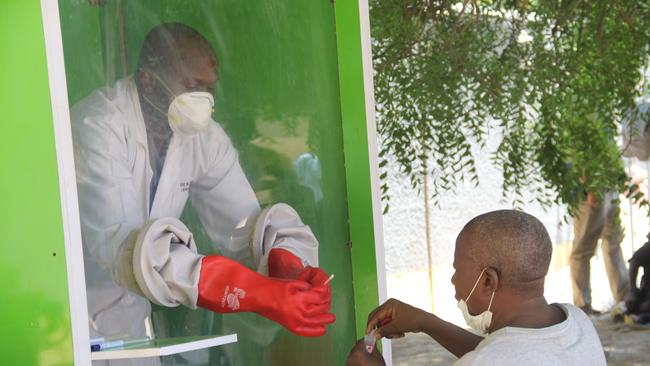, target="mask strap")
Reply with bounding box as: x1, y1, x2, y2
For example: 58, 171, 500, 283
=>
141, 93, 168, 117
141, 68, 176, 97
466, 267, 487, 301
487, 291, 496, 312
